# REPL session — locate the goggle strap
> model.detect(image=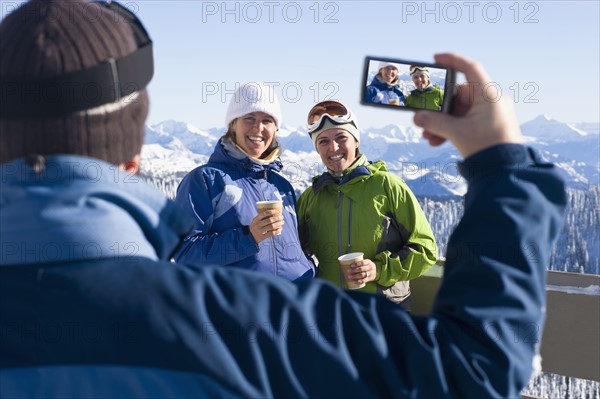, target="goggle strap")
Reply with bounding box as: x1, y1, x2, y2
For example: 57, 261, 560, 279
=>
410, 67, 429, 75
308, 114, 357, 134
